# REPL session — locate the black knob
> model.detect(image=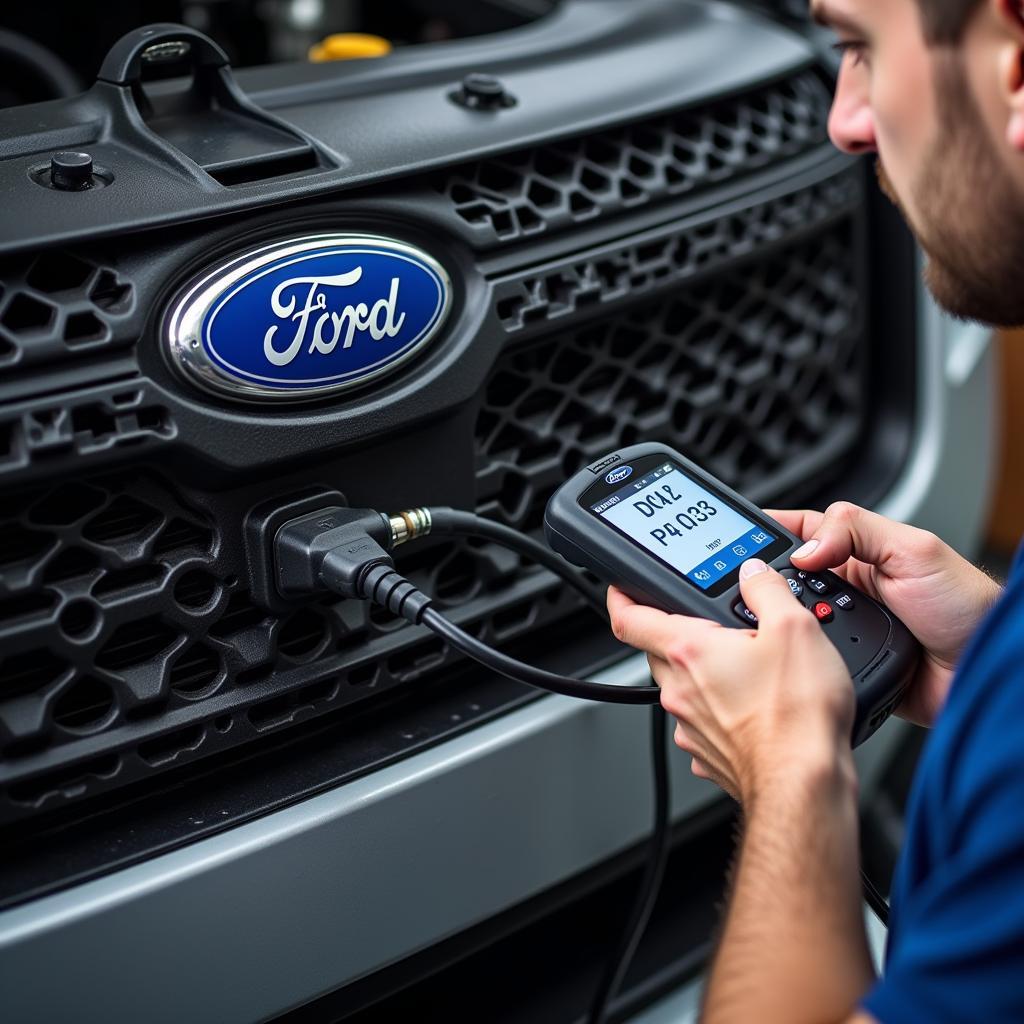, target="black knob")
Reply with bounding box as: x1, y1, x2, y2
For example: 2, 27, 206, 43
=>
50, 151, 94, 192
453, 73, 516, 111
